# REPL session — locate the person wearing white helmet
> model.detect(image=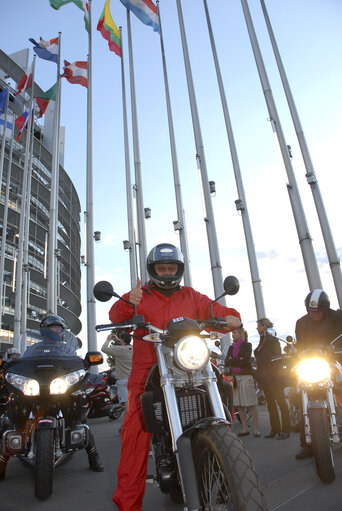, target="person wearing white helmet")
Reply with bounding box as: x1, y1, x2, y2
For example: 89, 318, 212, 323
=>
5, 347, 21, 361
294, 289, 342, 459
